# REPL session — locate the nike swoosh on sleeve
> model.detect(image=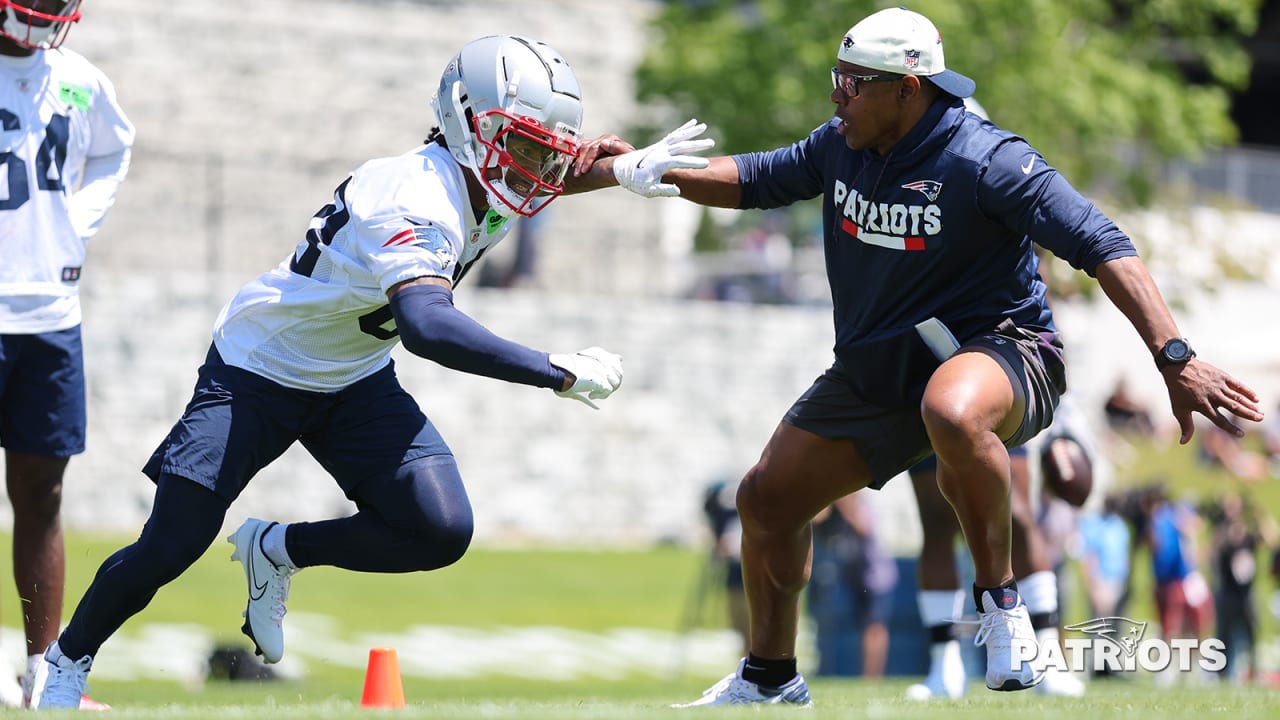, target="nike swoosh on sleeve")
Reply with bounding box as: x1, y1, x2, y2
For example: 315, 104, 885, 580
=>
1021, 157, 1036, 174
